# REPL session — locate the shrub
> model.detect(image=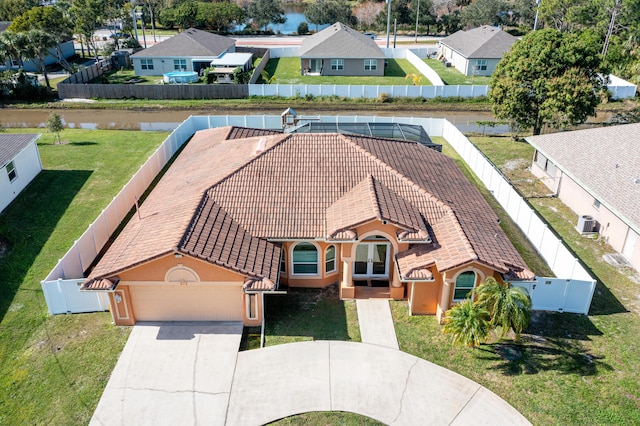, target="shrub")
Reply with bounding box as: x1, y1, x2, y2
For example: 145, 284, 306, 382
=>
297, 22, 309, 35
